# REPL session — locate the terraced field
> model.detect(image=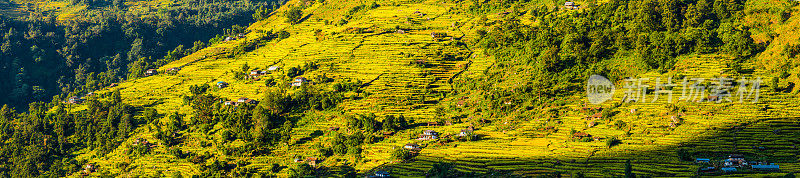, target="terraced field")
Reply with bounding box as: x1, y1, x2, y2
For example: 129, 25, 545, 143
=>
69, 0, 800, 177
